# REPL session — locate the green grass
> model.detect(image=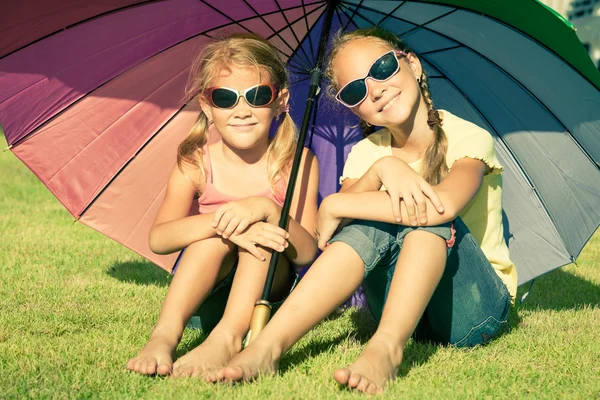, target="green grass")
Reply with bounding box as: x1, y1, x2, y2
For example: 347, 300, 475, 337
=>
1, 133, 599, 399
